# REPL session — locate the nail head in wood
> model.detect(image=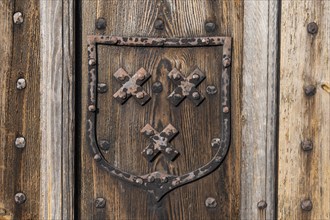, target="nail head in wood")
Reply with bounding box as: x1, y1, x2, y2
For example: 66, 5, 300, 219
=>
96, 17, 107, 30
95, 197, 106, 208
205, 22, 216, 32
13, 12, 24, 25
14, 192, 26, 205
301, 140, 313, 151
205, 197, 217, 208
15, 137, 26, 149
307, 22, 318, 35
16, 78, 26, 90
154, 18, 164, 30
301, 199, 313, 211
257, 200, 267, 209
